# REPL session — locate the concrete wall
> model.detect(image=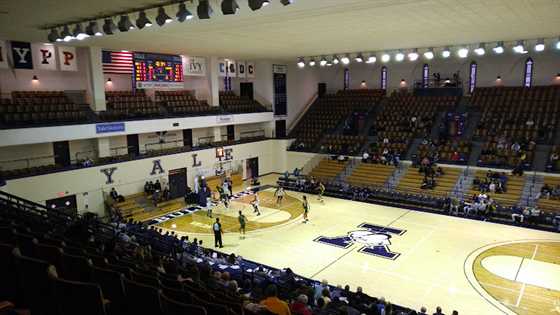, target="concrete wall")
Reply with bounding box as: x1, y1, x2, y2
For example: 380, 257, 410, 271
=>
1, 139, 292, 216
